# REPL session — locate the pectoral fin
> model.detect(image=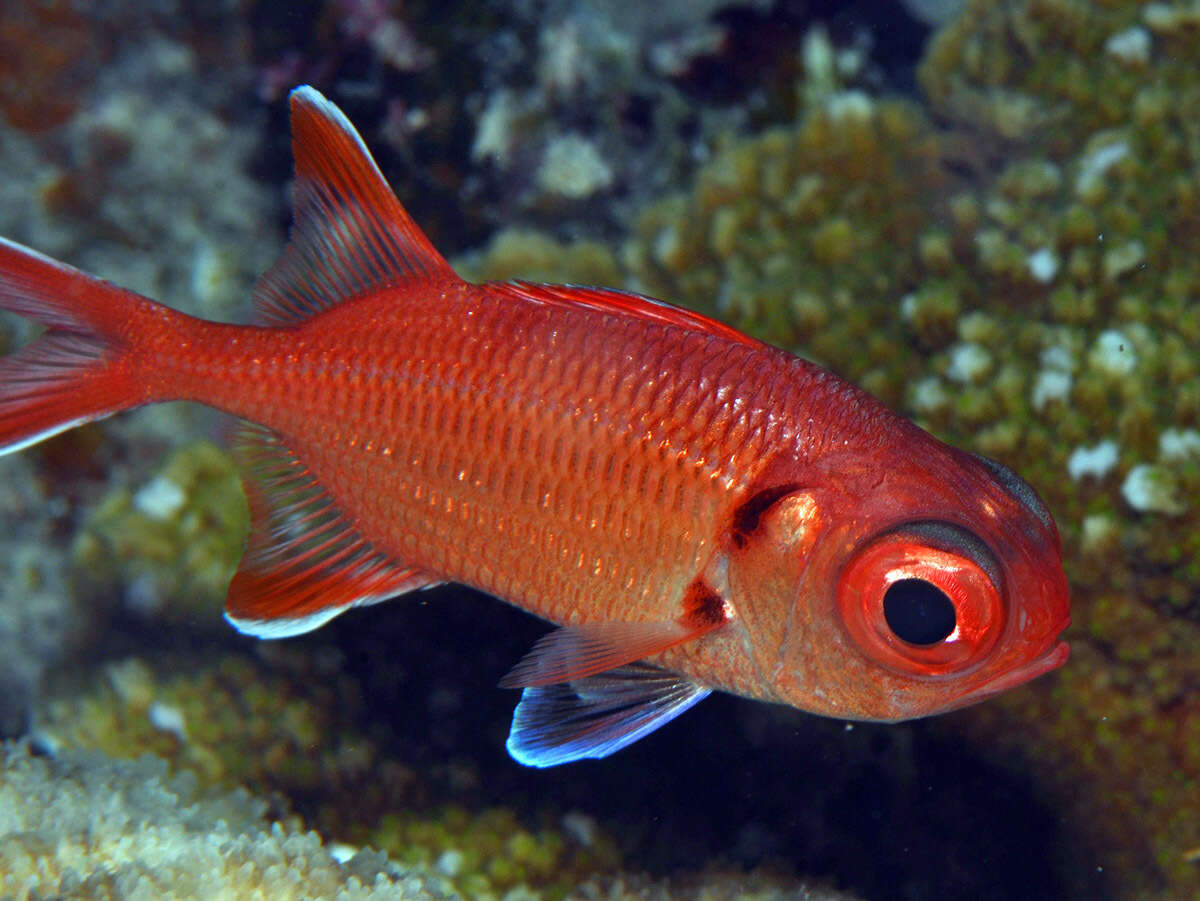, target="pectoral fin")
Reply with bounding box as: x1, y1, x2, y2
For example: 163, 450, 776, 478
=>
498, 617, 720, 688
505, 663, 711, 767
500, 580, 728, 766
